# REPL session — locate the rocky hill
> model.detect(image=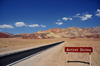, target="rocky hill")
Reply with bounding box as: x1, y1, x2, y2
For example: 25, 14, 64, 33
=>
0, 32, 11, 38
0, 26, 100, 39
